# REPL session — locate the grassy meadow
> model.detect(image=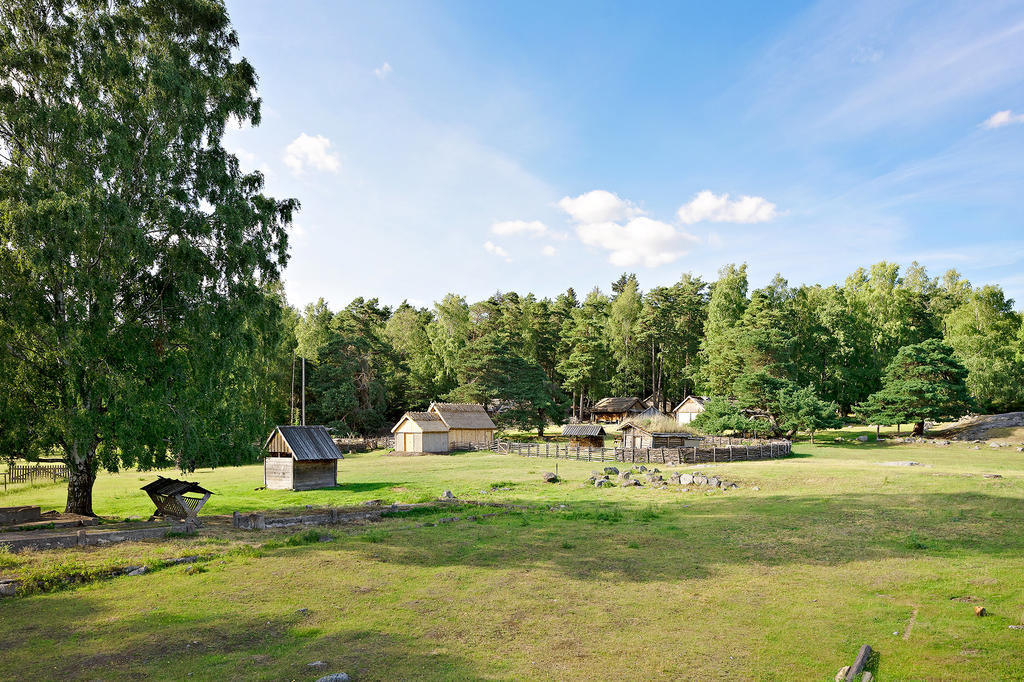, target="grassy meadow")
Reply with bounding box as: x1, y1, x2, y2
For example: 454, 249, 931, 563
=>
1, 432, 1023, 680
